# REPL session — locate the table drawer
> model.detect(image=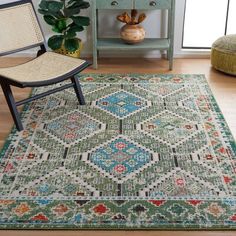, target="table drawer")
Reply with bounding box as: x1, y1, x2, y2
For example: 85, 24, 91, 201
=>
135, 0, 172, 9
96, 0, 133, 9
